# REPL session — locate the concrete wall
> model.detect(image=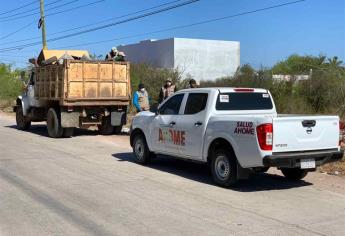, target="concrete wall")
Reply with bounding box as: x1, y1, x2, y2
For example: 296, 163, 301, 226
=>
118, 38, 240, 82
118, 39, 174, 68
173, 38, 240, 82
